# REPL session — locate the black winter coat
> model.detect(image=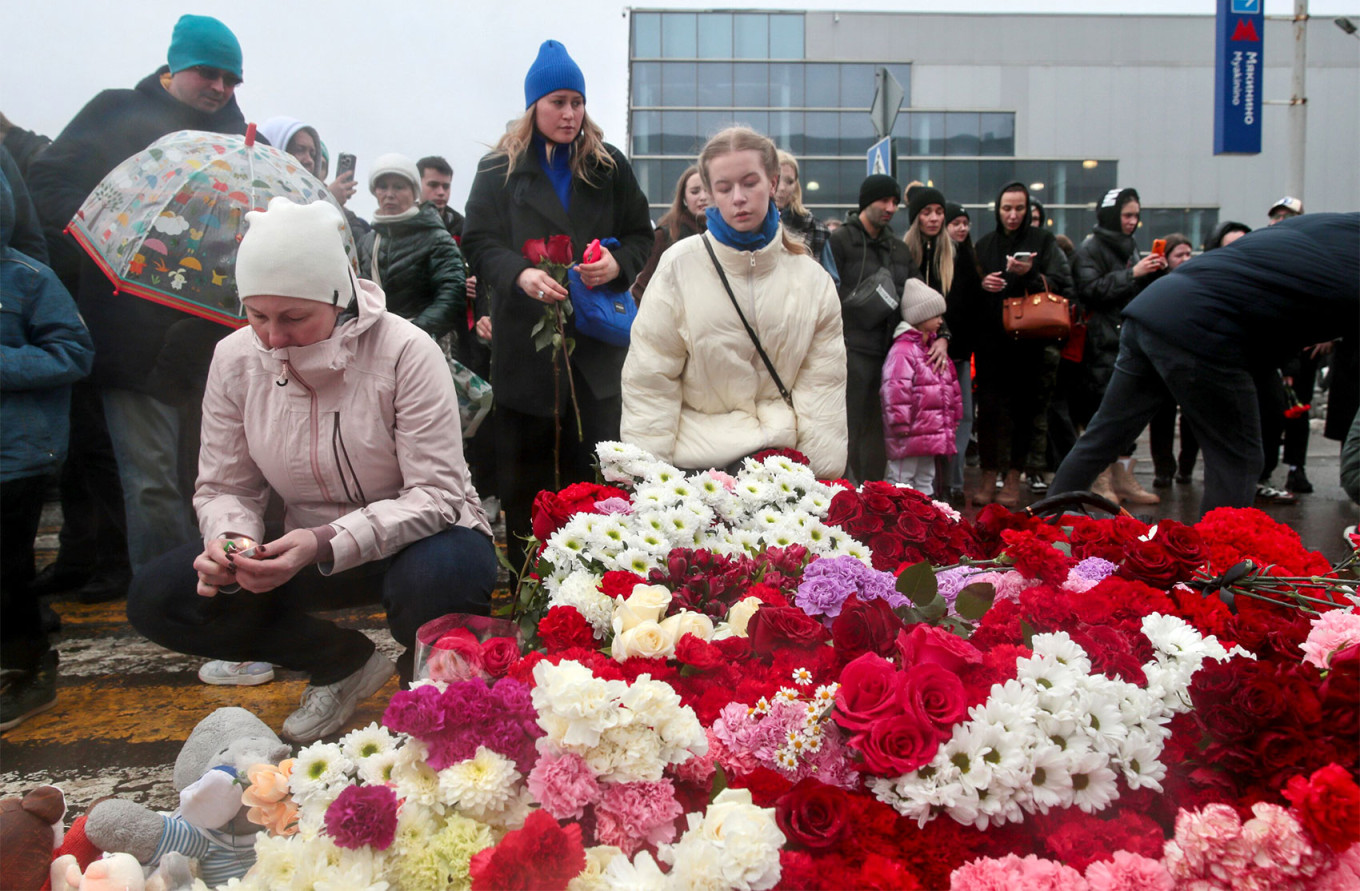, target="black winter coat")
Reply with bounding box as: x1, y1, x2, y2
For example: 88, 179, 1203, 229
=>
1124, 213, 1359, 369
27, 68, 248, 400
829, 215, 919, 357
461, 142, 652, 417
922, 235, 985, 362
358, 204, 466, 340
974, 181, 1073, 348
1072, 226, 1156, 393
